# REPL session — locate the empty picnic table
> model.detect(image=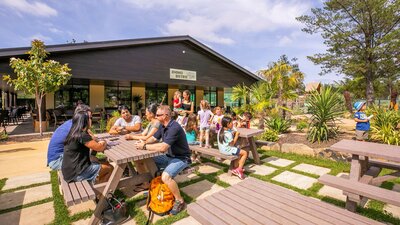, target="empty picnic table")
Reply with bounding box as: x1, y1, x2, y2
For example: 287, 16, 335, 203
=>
88, 134, 163, 225
188, 177, 383, 225
319, 139, 400, 211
